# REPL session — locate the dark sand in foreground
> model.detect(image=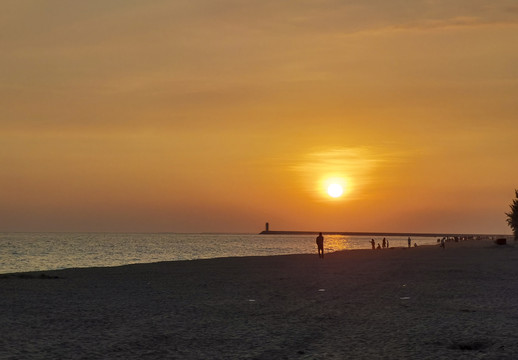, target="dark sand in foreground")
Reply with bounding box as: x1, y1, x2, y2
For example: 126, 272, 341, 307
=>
2, 240, 518, 359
